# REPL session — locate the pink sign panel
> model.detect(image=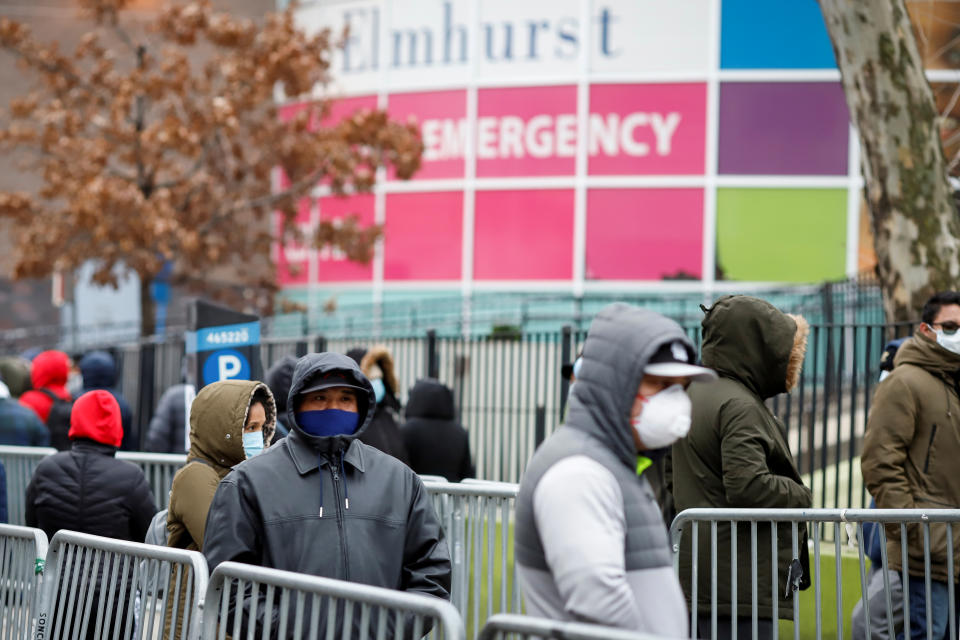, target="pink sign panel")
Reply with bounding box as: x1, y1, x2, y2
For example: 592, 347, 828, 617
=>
316, 194, 376, 282
384, 192, 463, 280
275, 198, 312, 286
388, 90, 467, 180
589, 84, 707, 175
474, 190, 574, 280
476, 86, 578, 177
586, 189, 704, 280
